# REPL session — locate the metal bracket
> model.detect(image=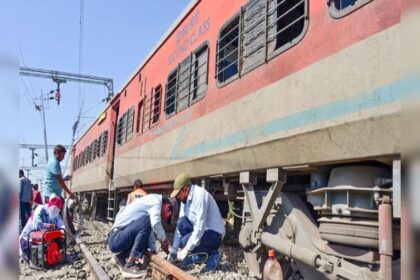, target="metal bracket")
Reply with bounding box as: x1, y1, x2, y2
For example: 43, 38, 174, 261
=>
223, 178, 229, 196
241, 169, 287, 236
201, 178, 210, 190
